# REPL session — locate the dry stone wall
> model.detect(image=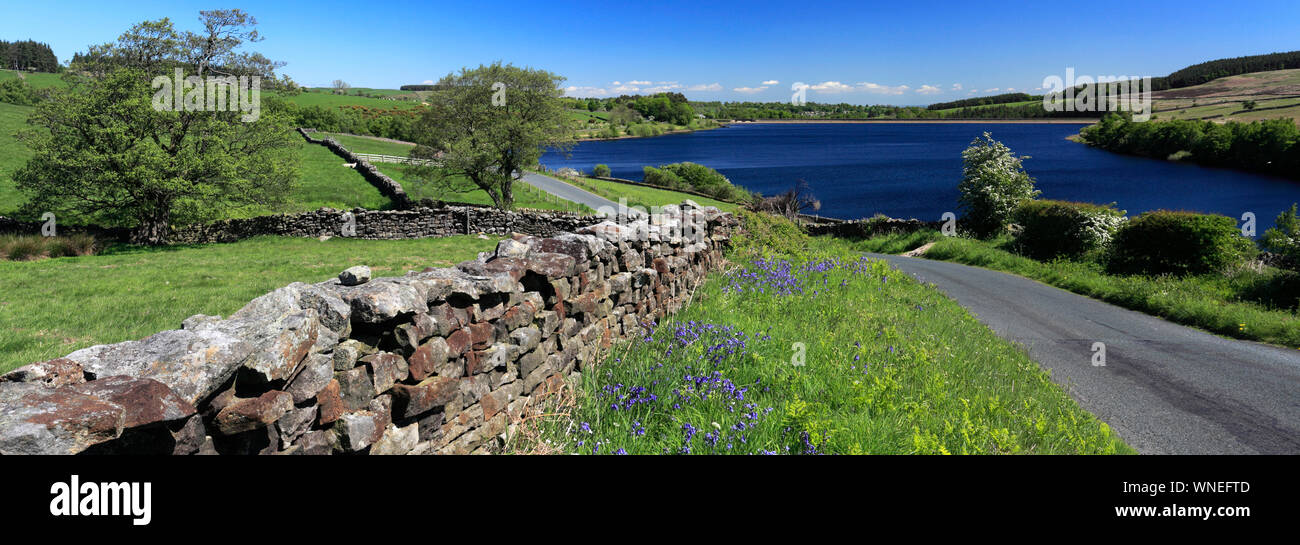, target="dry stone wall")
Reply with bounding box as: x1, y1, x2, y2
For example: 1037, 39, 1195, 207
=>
2, 205, 598, 244
0, 203, 737, 455
299, 128, 412, 209
804, 217, 945, 238
169, 205, 598, 244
